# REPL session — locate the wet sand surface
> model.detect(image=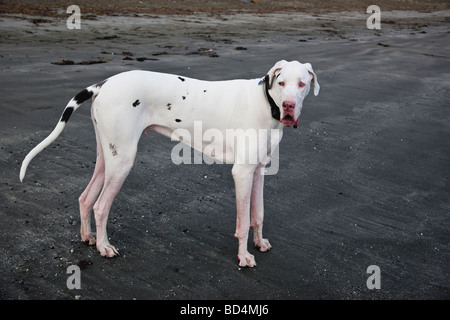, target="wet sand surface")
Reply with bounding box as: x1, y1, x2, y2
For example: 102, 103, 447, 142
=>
0, 1, 449, 300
